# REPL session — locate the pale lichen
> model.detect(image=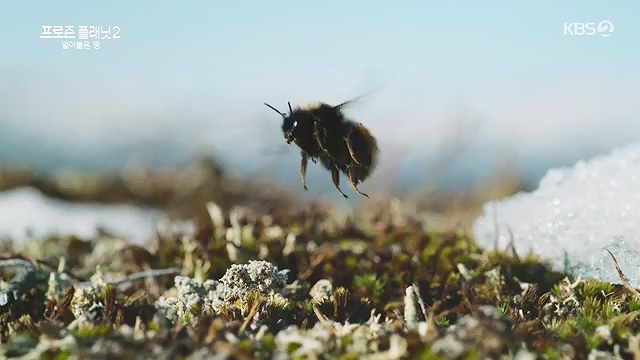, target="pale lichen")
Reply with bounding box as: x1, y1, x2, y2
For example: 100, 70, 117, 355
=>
70, 266, 108, 319
219, 260, 288, 303
309, 279, 333, 303
403, 285, 418, 331
46, 271, 71, 302
272, 310, 401, 359
155, 275, 224, 324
